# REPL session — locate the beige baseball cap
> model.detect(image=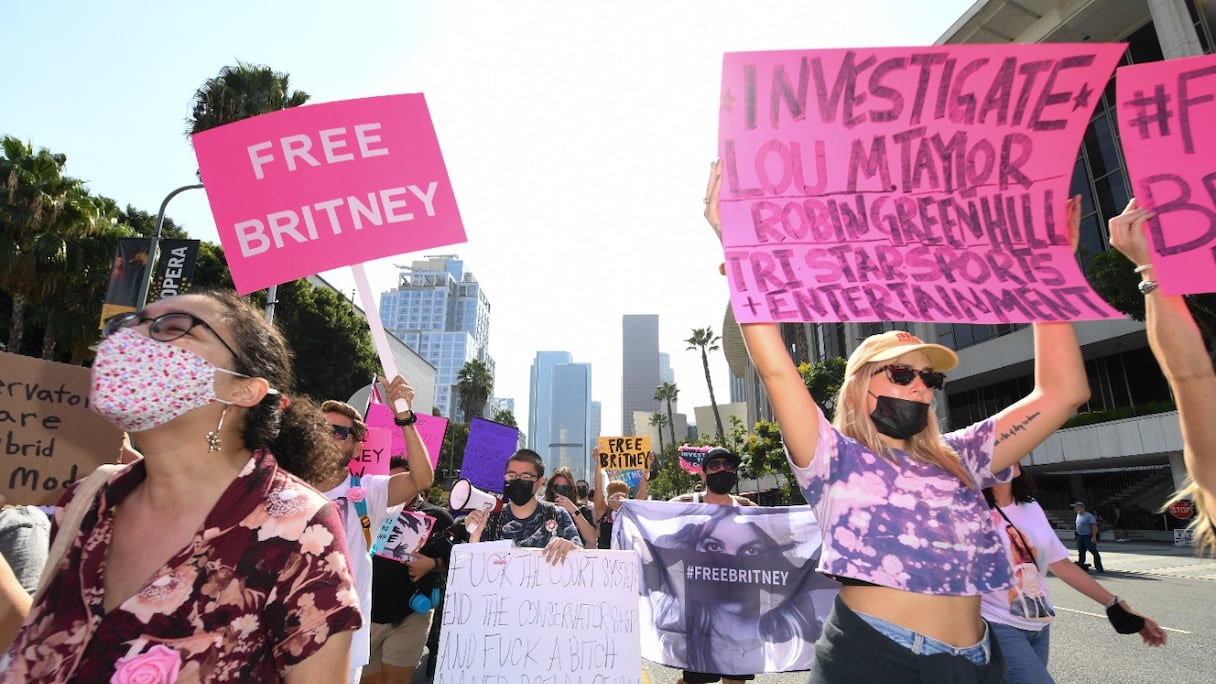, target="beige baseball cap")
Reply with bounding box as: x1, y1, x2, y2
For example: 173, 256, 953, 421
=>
845, 330, 960, 379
